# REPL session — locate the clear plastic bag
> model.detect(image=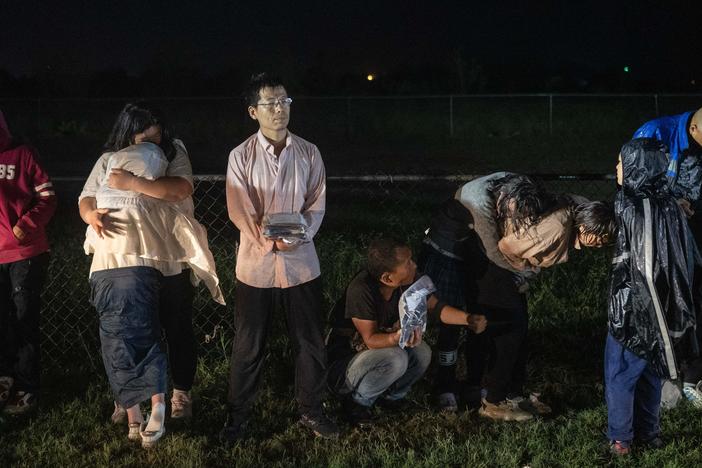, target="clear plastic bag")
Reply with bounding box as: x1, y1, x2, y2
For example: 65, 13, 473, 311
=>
262, 212, 309, 244
398, 275, 436, 349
